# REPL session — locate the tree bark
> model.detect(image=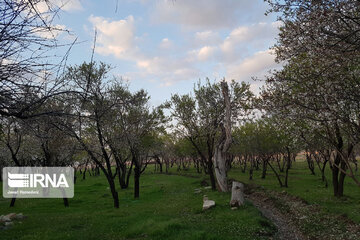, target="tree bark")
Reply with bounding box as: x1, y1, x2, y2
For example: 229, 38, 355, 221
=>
213, 80, 232, 192
126, 160, 134, 188
208, 160, 217, 191
261, 157, 268, 179
230, 181, 245, 207
134, 164, 140, 198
